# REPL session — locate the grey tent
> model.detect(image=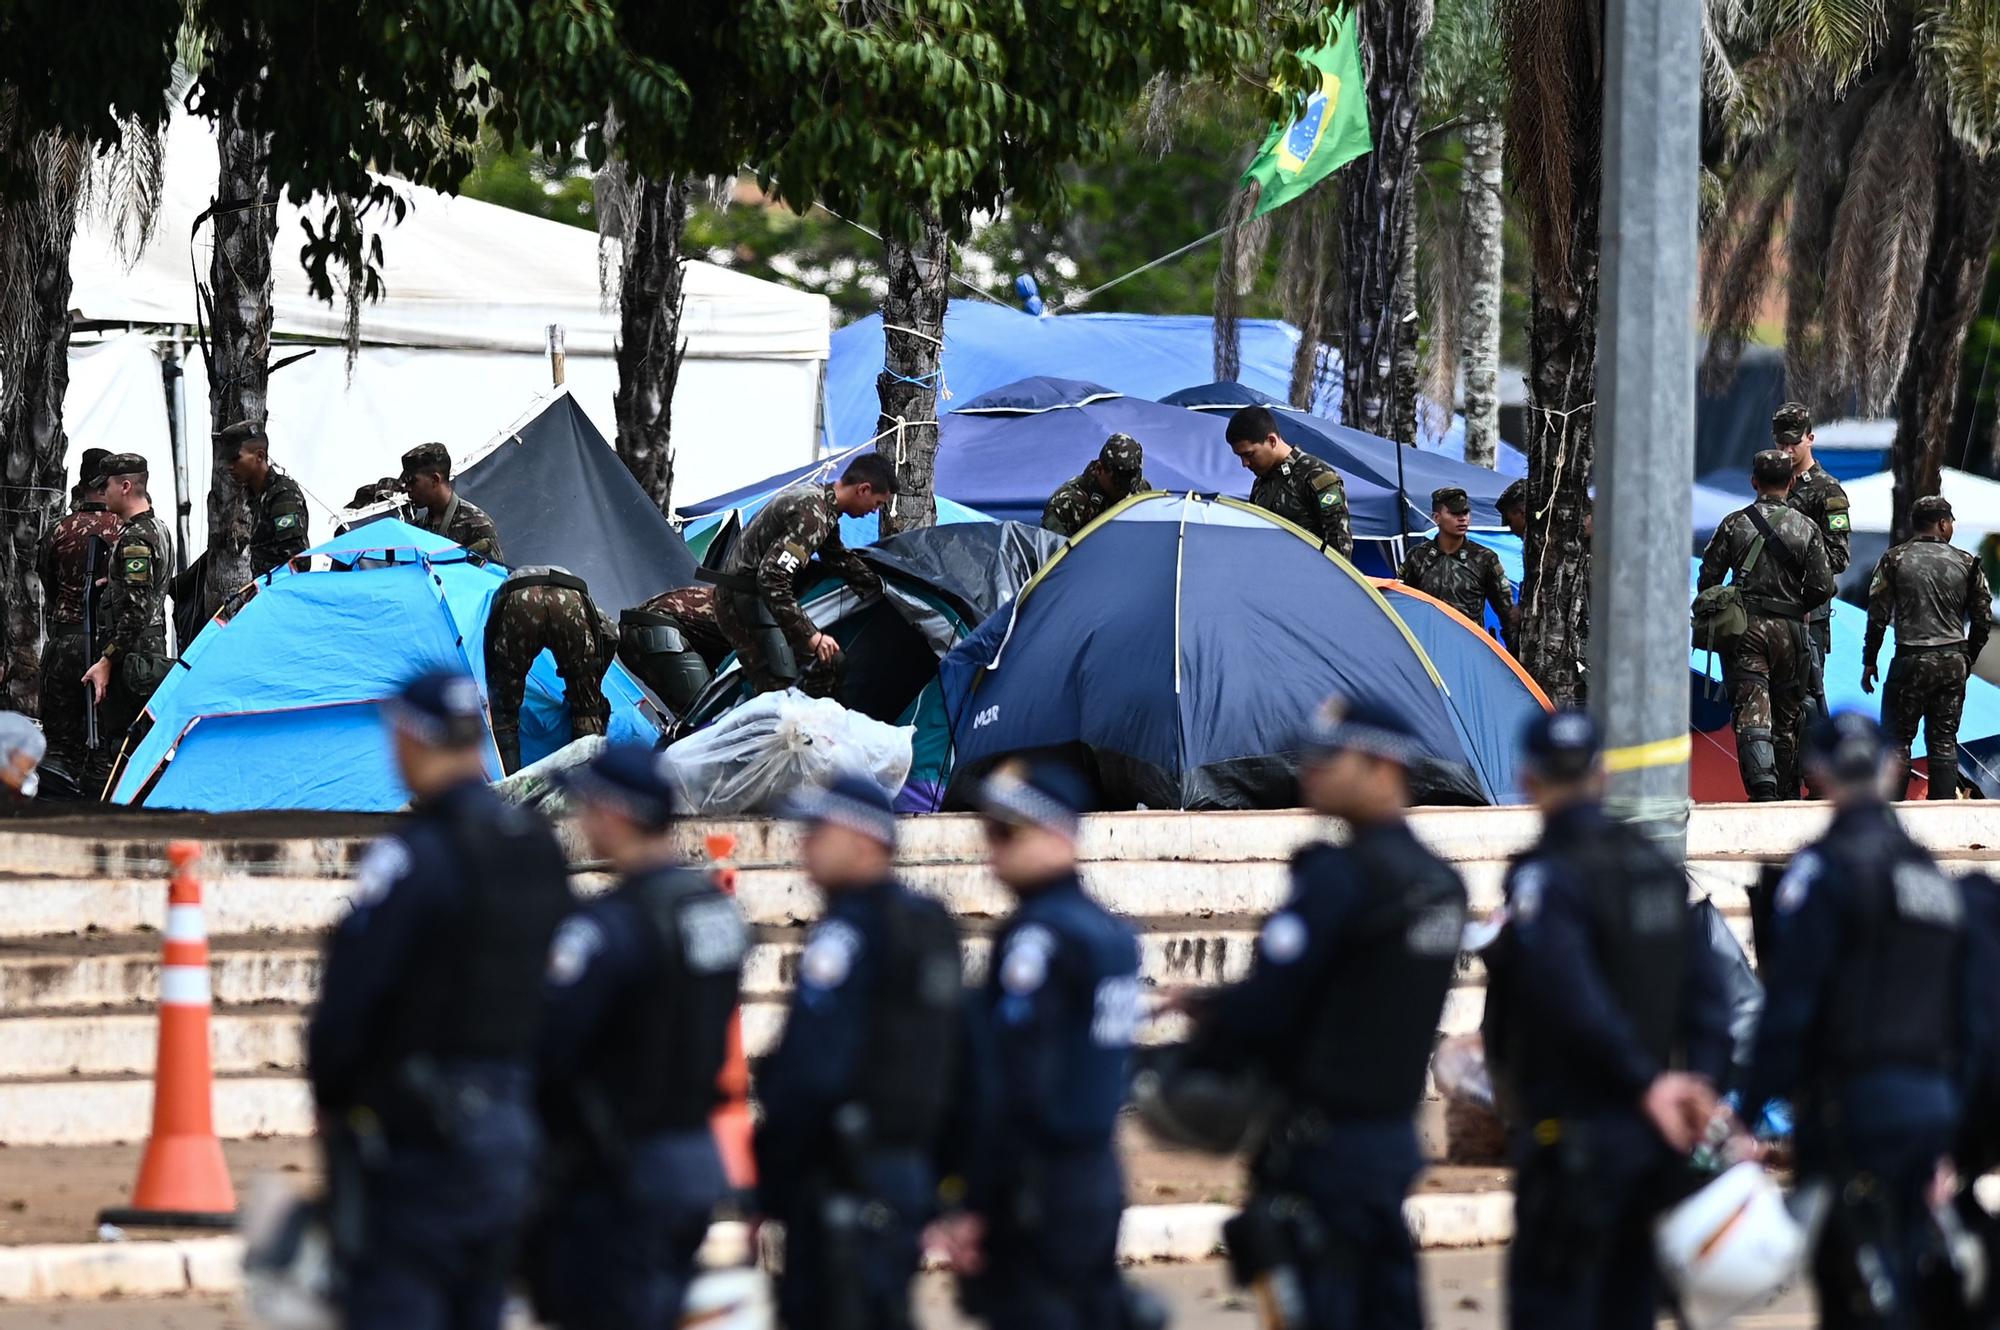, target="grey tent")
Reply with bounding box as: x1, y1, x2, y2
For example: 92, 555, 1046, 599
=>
456, 393, 697, 610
